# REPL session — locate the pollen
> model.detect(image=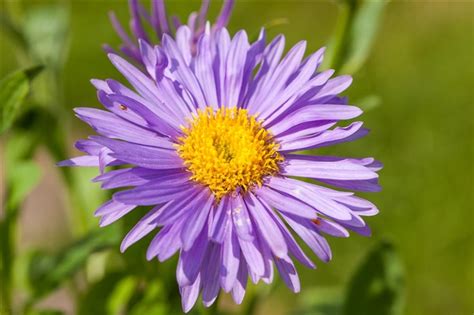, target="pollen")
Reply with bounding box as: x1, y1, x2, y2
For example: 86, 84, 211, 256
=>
177, 107, 283, 200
